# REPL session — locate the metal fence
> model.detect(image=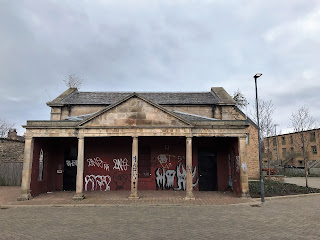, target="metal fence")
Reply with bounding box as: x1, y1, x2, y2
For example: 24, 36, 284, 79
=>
0, 162, 23, 186
277, 167, 320, 177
